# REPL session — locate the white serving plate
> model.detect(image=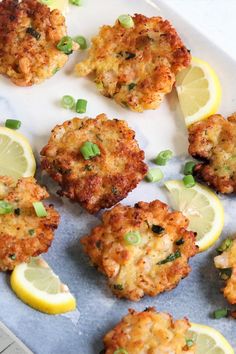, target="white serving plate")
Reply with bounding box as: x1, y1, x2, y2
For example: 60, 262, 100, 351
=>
0, 0, 235, 353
